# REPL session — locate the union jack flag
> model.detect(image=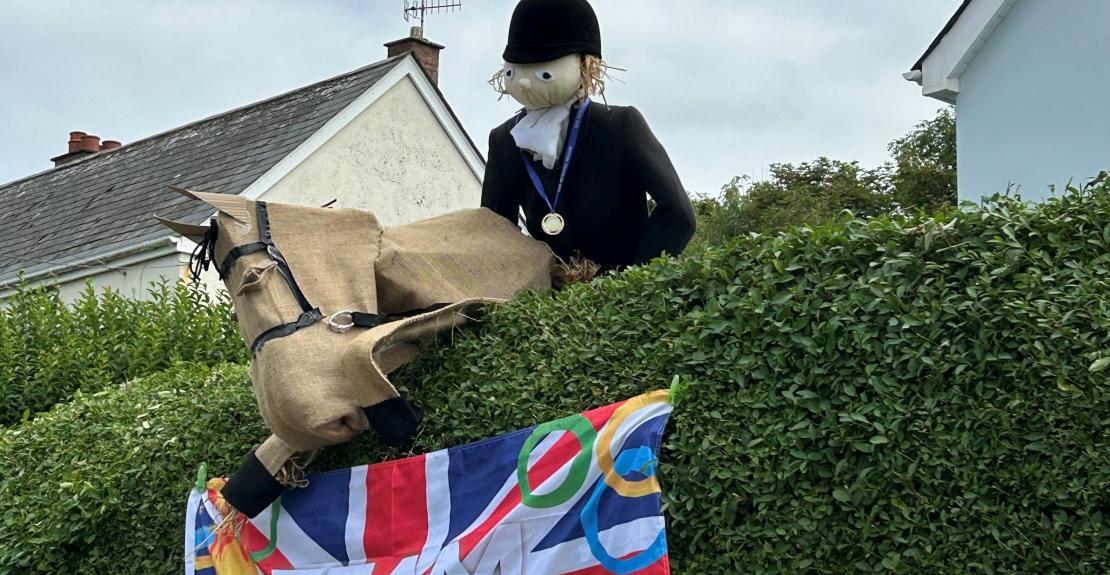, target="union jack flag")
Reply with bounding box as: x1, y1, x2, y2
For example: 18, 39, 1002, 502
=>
185, 390, 673, 575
